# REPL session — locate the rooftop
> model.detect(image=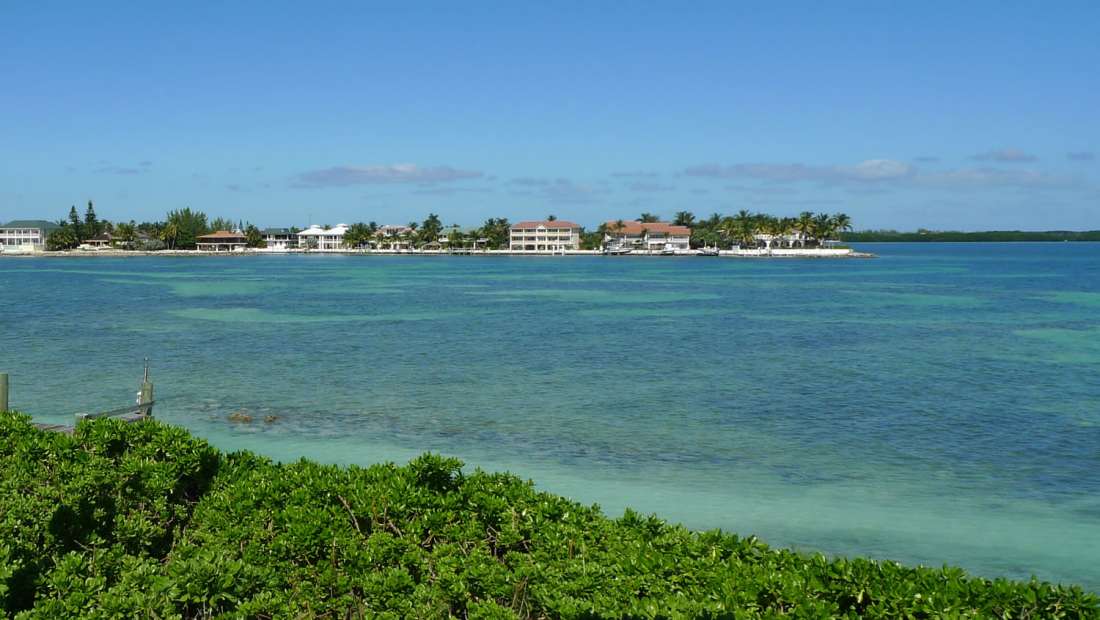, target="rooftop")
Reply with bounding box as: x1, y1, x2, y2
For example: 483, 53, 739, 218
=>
512, 220, 581, 230
603, 221, 691, 235
1, 220, 61, 231
197, 230, 247, 240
